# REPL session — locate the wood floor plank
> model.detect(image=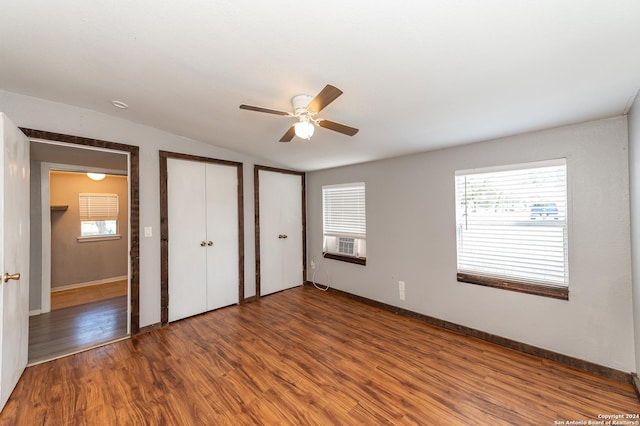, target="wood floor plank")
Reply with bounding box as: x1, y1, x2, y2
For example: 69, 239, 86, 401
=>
51, 280, 128, 310
28, 295, 128, 364
3, 286, 639, 425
